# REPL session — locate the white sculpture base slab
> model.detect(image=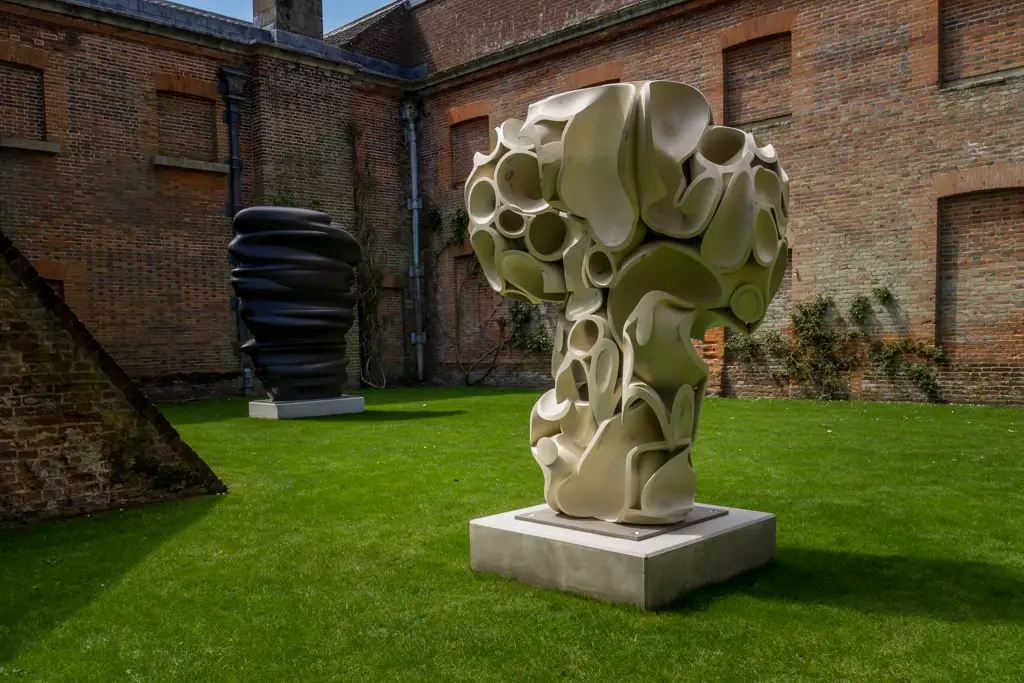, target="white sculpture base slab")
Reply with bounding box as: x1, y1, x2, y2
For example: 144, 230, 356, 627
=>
470, 503, 775, 610
248, 396, 365, 420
